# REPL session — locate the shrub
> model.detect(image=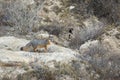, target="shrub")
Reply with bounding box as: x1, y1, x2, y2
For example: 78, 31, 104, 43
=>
39, 22, 64, 36
88, 0, 120, 24
0, 0, 45, 35
80, 40, 120, 80
69, 17, 104, 49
